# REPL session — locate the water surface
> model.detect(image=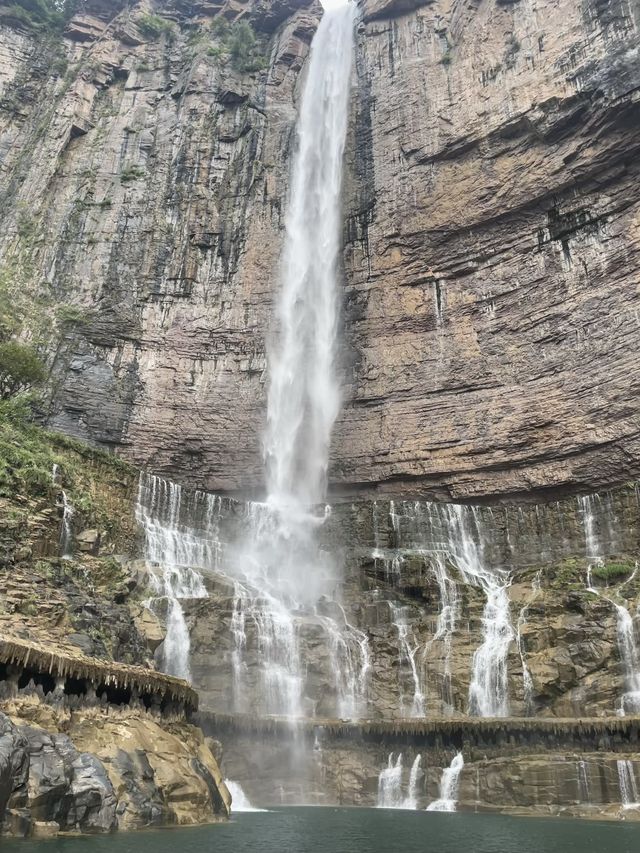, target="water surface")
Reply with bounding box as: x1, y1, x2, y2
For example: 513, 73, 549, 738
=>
6, 808, 640, 853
